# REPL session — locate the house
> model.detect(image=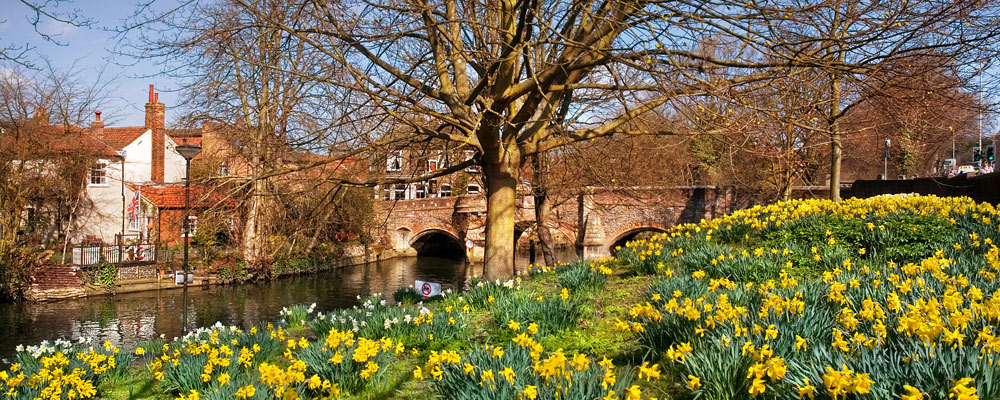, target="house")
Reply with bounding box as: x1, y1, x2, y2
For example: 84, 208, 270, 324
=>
70, 85, 226, 247
376, 145, 483, 201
